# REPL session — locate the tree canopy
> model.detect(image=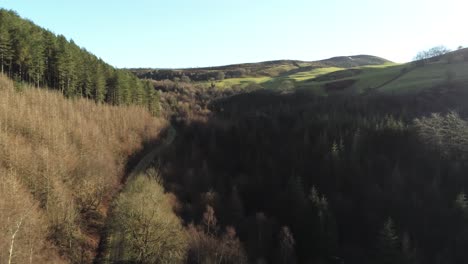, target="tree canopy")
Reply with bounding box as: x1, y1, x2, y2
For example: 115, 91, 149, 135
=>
0, 9, 159, 111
